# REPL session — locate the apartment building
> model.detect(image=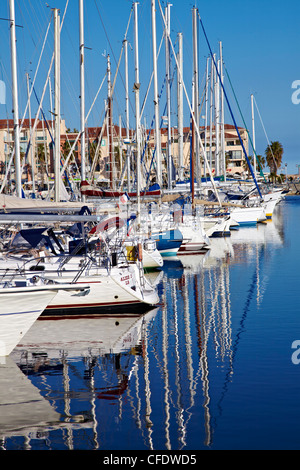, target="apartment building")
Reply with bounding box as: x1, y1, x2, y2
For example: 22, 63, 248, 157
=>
152, 123, 249, 179
0, 118, 248, 184
0, 118, 66, 180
